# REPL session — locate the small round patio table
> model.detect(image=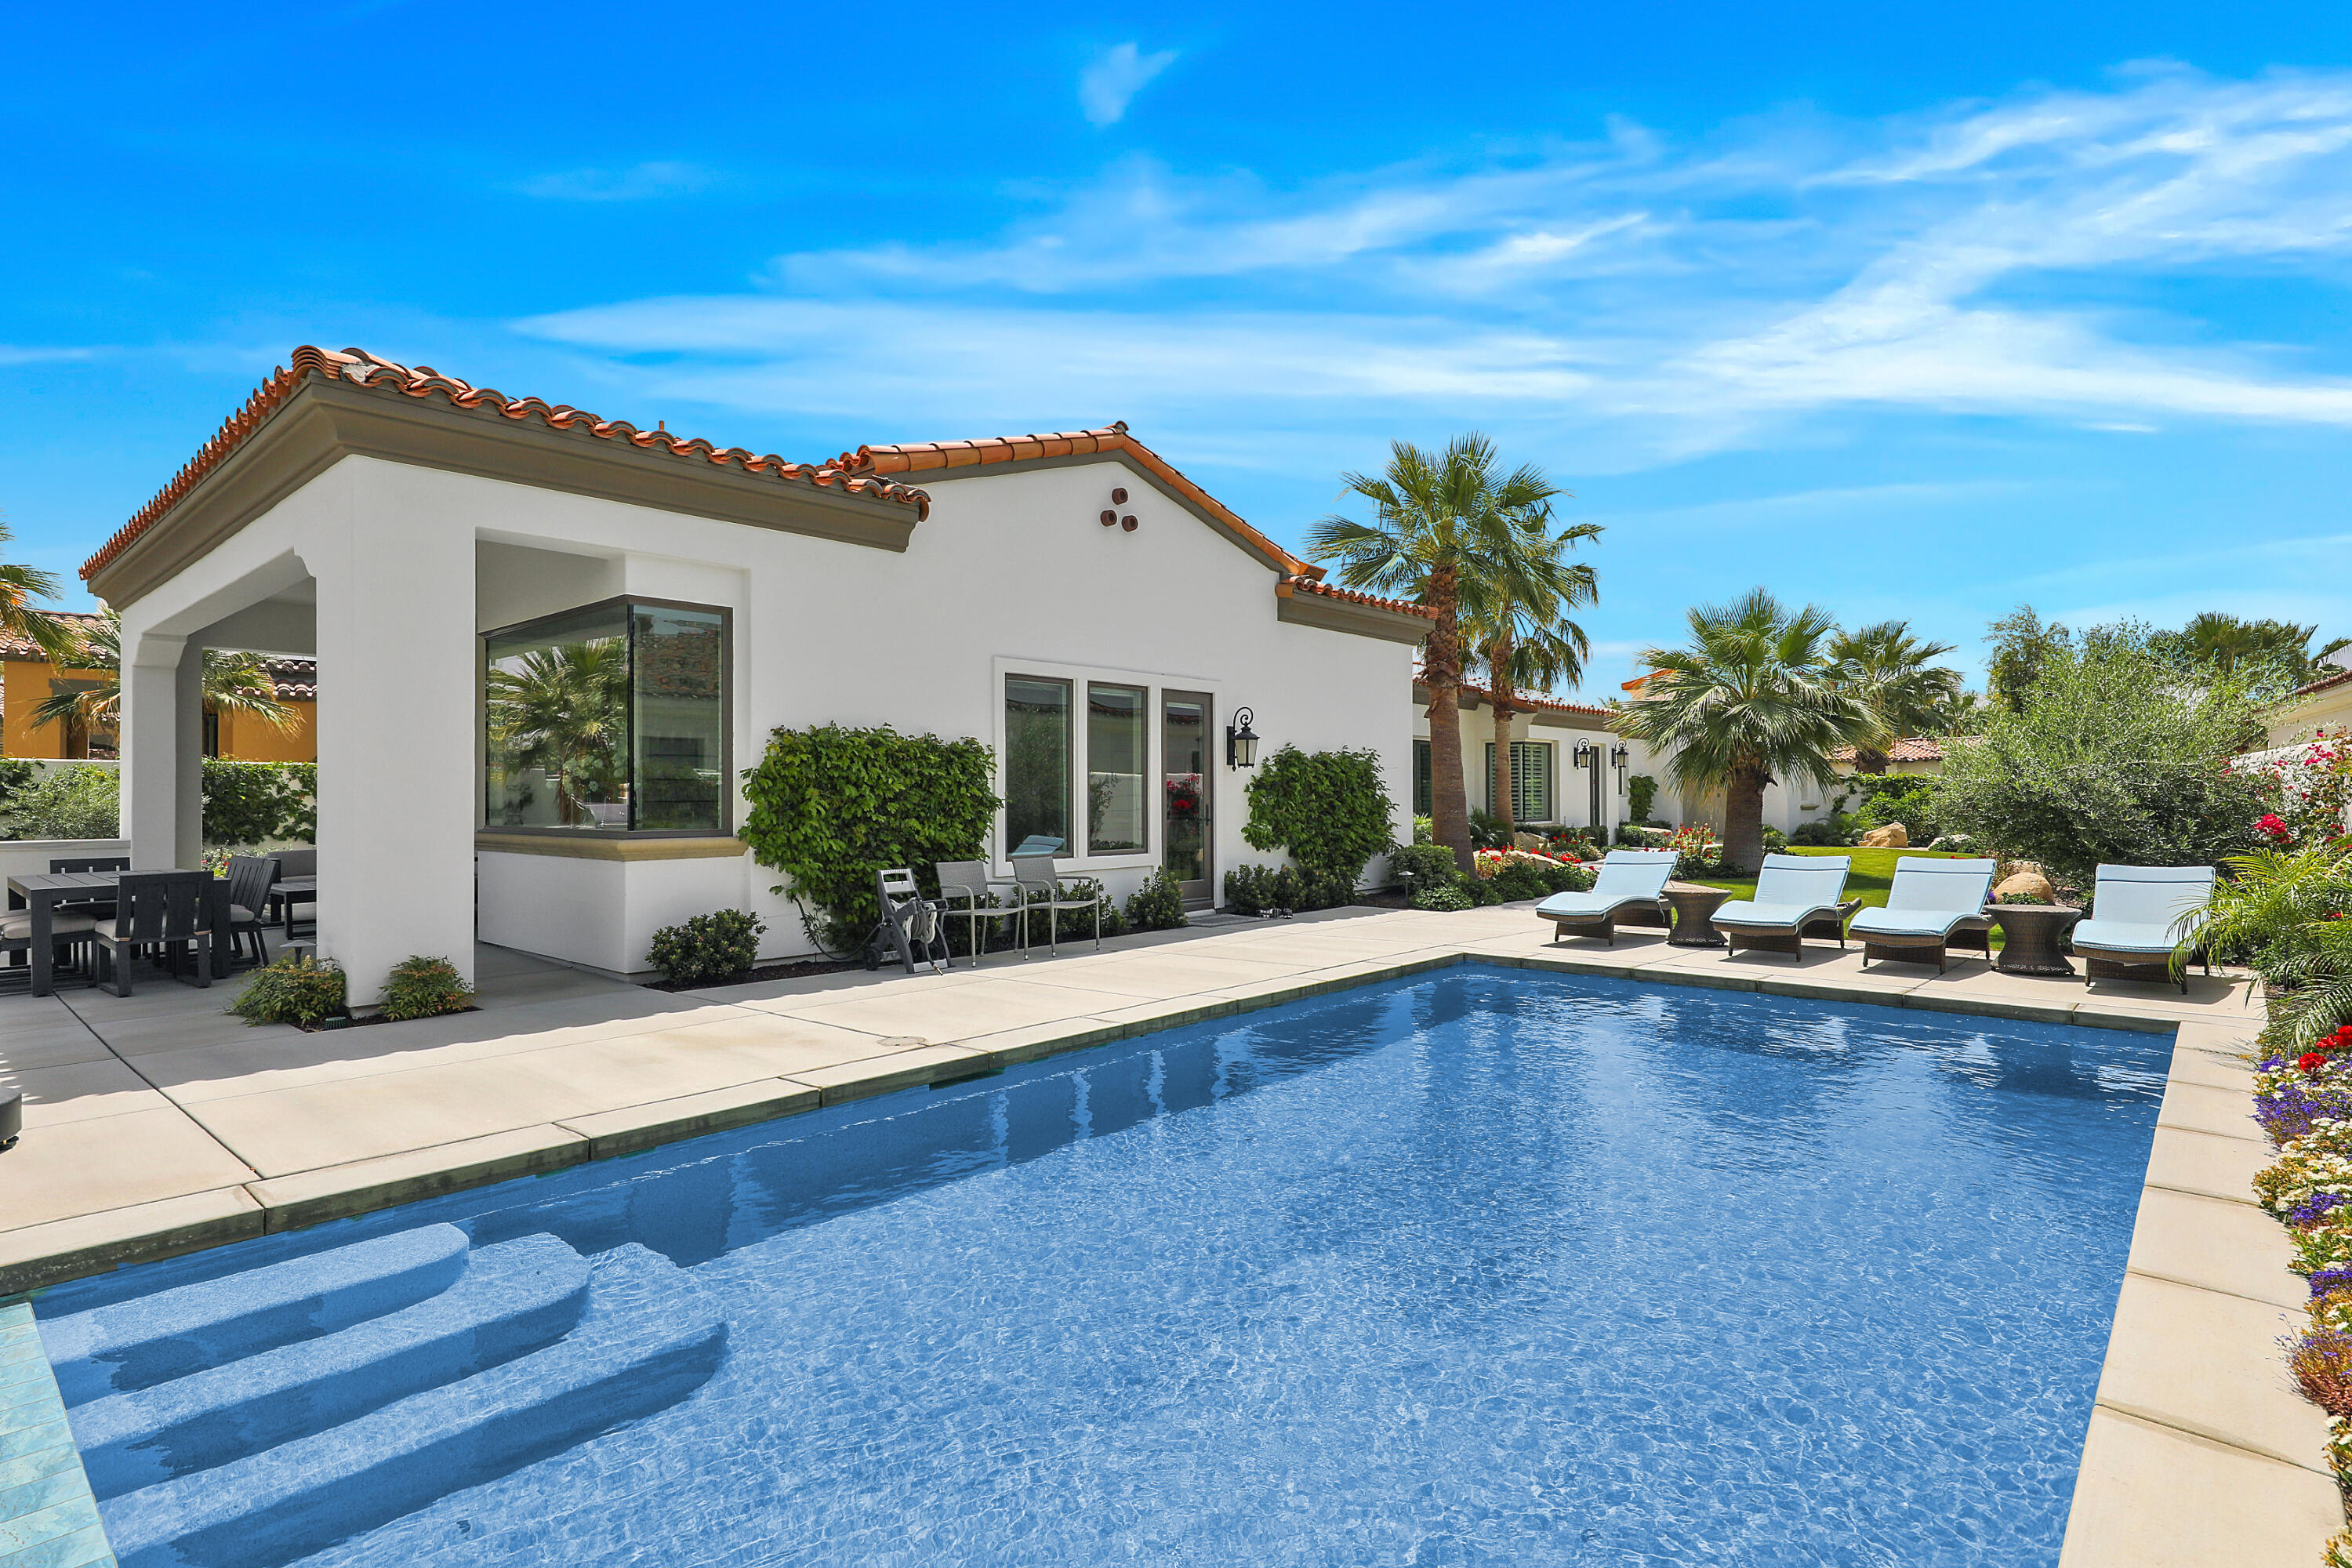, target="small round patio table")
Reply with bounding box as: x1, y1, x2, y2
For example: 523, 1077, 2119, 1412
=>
1662, 883, 1730, 948
1988, 903, 2084, 977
